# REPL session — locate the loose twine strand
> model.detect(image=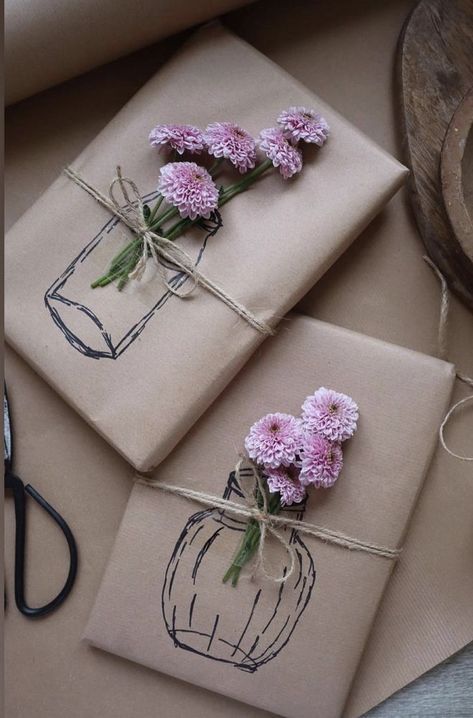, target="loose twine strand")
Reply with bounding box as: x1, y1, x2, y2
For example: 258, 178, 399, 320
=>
64, 166, 274, 336
423, 256, 473, 462
136, 459, 400, 585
